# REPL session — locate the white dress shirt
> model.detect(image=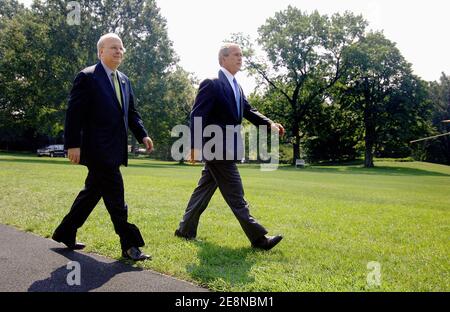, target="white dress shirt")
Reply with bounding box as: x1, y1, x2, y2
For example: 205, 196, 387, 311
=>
101, 60, 116, 89
220, 67, 239, 98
